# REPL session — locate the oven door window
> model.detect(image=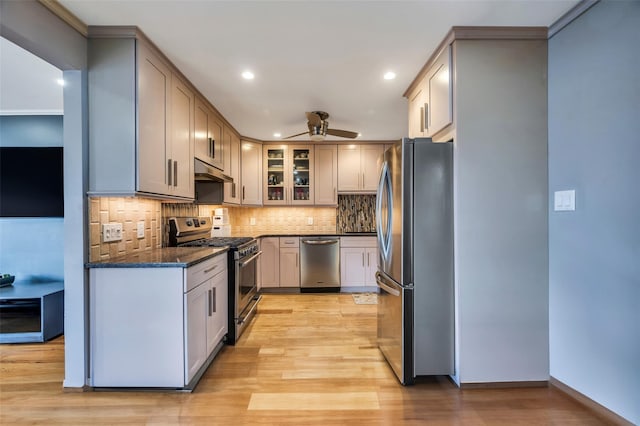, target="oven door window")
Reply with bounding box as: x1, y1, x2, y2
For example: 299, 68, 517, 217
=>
237, 256, 258, 310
